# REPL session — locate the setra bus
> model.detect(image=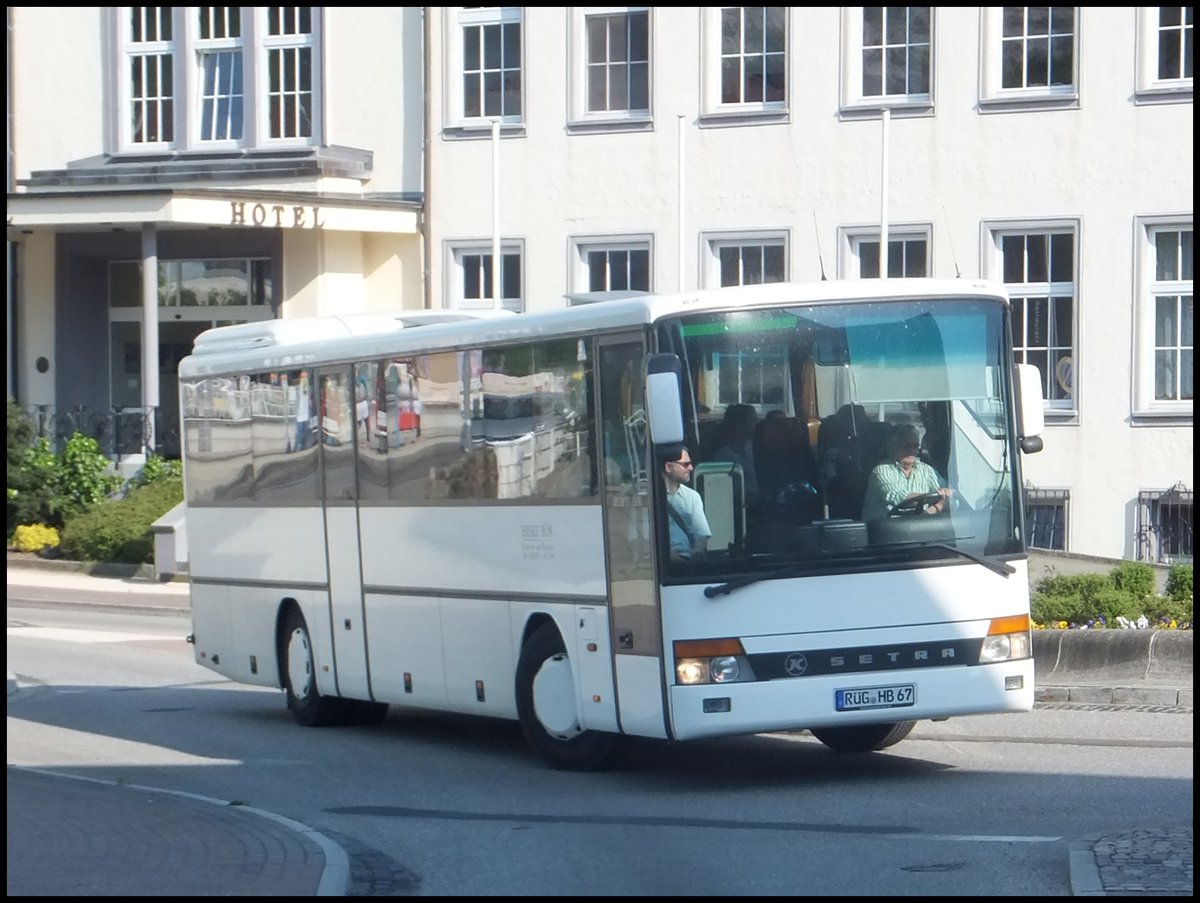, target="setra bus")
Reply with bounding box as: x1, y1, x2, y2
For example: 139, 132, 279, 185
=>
178, 279, 1045, 770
